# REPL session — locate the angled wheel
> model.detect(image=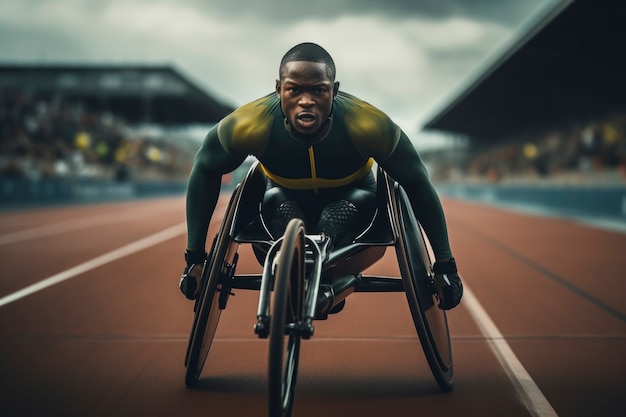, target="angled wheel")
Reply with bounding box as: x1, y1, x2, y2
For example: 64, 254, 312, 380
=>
184, 186, 241, 388
394, 185, 454, 391
268, 219, 305, 417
